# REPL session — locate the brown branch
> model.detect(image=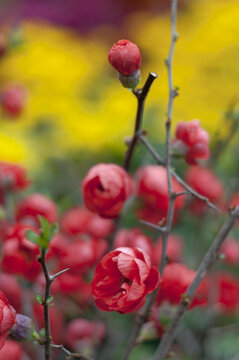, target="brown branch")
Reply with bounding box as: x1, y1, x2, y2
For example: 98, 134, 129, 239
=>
123, 72, 158, 171
138, 133, 219, 212
153, 206, 239, 360
120, 4, 178, 360
38, 249, 52, 360
52, 344, 94, 360
160, 0, 178, 277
